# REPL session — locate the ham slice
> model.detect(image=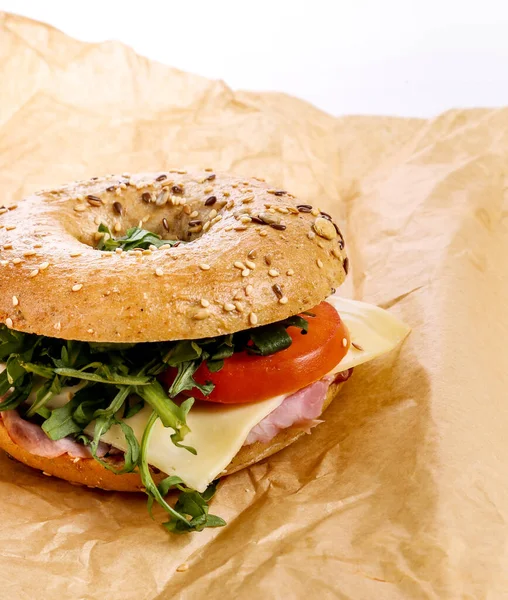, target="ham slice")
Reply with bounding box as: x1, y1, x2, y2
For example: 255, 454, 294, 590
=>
244, 369, 353, 446
1, 410, 109, 459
